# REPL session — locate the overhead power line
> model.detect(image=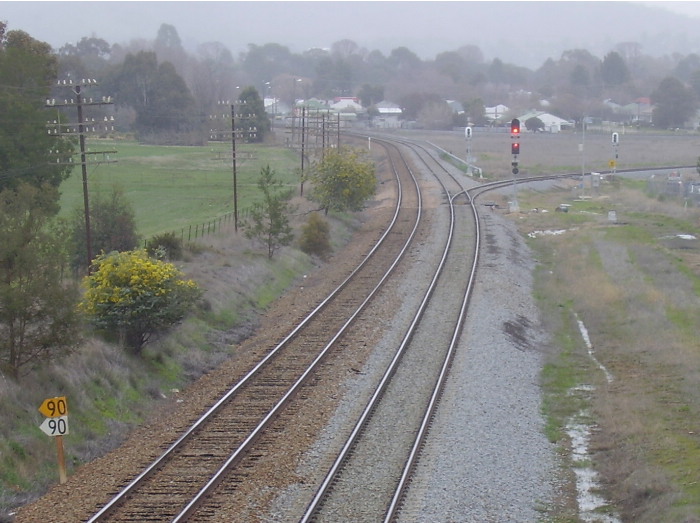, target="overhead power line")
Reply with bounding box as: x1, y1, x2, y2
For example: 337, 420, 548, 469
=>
46, 78, 116, 272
